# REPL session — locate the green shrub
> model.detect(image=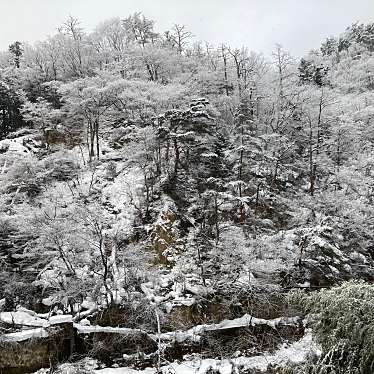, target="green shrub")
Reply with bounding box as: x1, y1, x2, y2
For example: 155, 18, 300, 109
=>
292, 281, 374, 374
